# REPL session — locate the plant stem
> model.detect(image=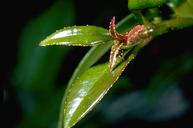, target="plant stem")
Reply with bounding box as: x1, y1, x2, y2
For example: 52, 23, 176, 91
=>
153, 16, 193, 37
